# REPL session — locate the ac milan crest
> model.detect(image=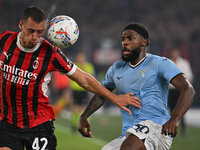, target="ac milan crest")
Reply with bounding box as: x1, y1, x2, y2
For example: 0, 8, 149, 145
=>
33, 58, 39, 69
